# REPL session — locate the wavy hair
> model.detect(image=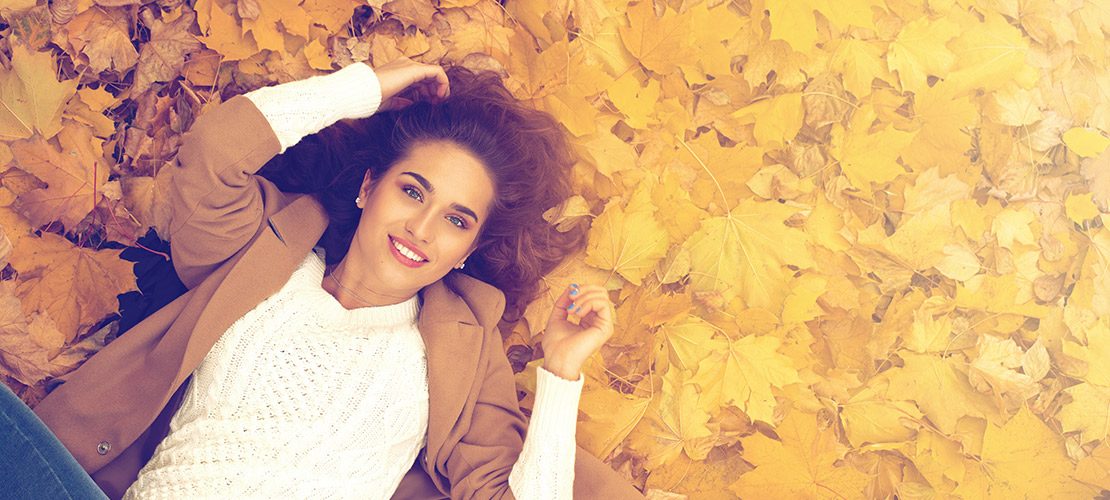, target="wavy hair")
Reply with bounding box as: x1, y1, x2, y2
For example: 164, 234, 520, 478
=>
257, 65, 586, 323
